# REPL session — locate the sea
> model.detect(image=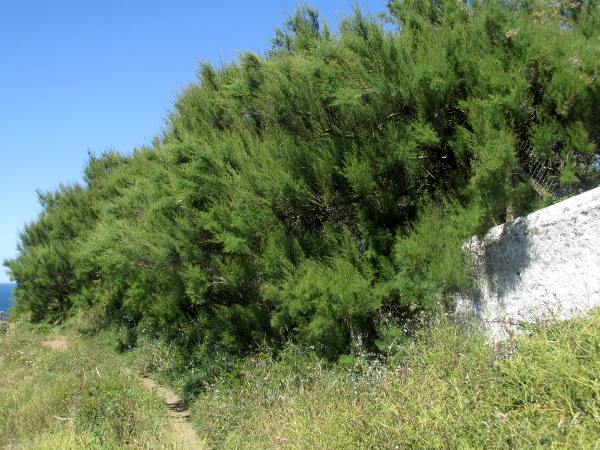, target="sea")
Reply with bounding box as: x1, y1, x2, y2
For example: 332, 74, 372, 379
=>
0, 283, 15, 313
